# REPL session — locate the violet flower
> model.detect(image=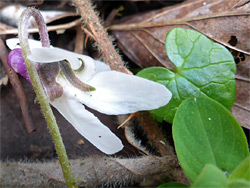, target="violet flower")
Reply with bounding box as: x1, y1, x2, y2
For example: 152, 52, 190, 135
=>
7, 38, 172, 154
